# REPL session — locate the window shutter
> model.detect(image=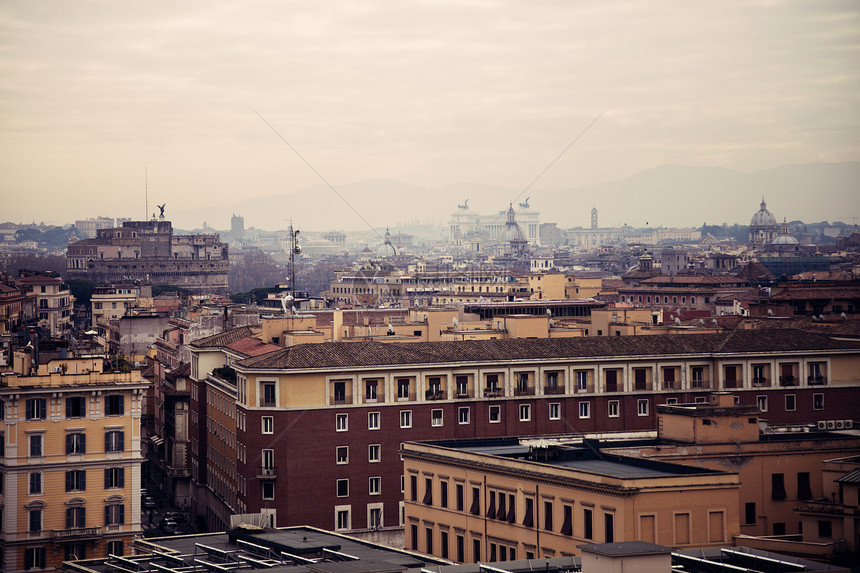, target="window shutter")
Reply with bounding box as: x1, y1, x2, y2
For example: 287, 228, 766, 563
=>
81, 506, 86, 527
105, 432, 111, 452
67, 507, 73, 528
119, 504, 125, 524
39, 399, 46, 419
118, 431, 125, 450
119, 468, 125, 488
104, 469, 110, 489
66, 397, 72, 415
66, 433, 72, 454
105, 505, 111, 525
81, 433, 86, 454
66, 471, 71, 491
81, 470, 86, 491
